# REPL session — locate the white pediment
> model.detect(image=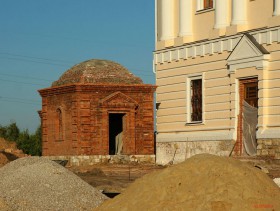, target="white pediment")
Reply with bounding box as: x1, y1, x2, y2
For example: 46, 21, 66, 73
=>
99, 91, 138, 108
227, 34, 270, 74
228, 35, 264, 61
